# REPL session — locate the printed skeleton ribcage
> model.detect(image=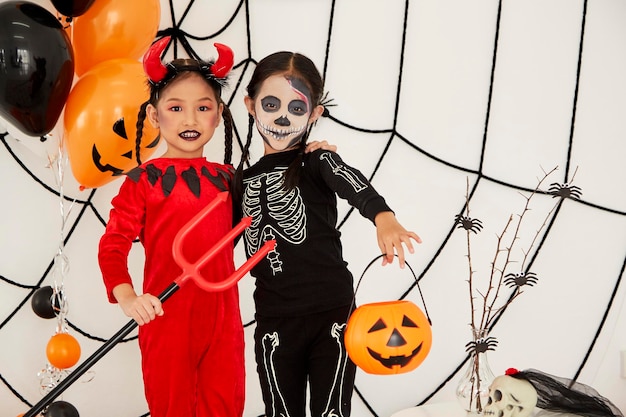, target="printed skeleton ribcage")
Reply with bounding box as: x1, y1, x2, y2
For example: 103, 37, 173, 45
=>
243, 169, 307, 275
